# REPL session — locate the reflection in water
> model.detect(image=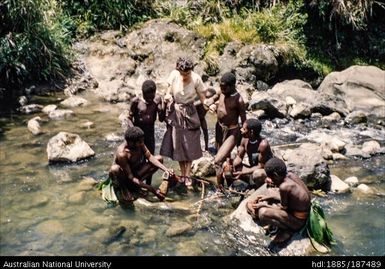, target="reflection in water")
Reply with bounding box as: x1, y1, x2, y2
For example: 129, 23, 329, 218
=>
0, 91, 384, 256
